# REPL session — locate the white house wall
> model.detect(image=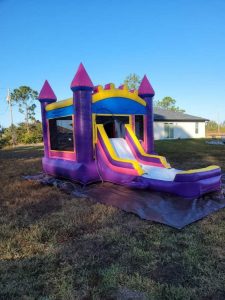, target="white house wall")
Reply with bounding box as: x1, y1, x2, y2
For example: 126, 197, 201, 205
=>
153, 121, 206, 140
